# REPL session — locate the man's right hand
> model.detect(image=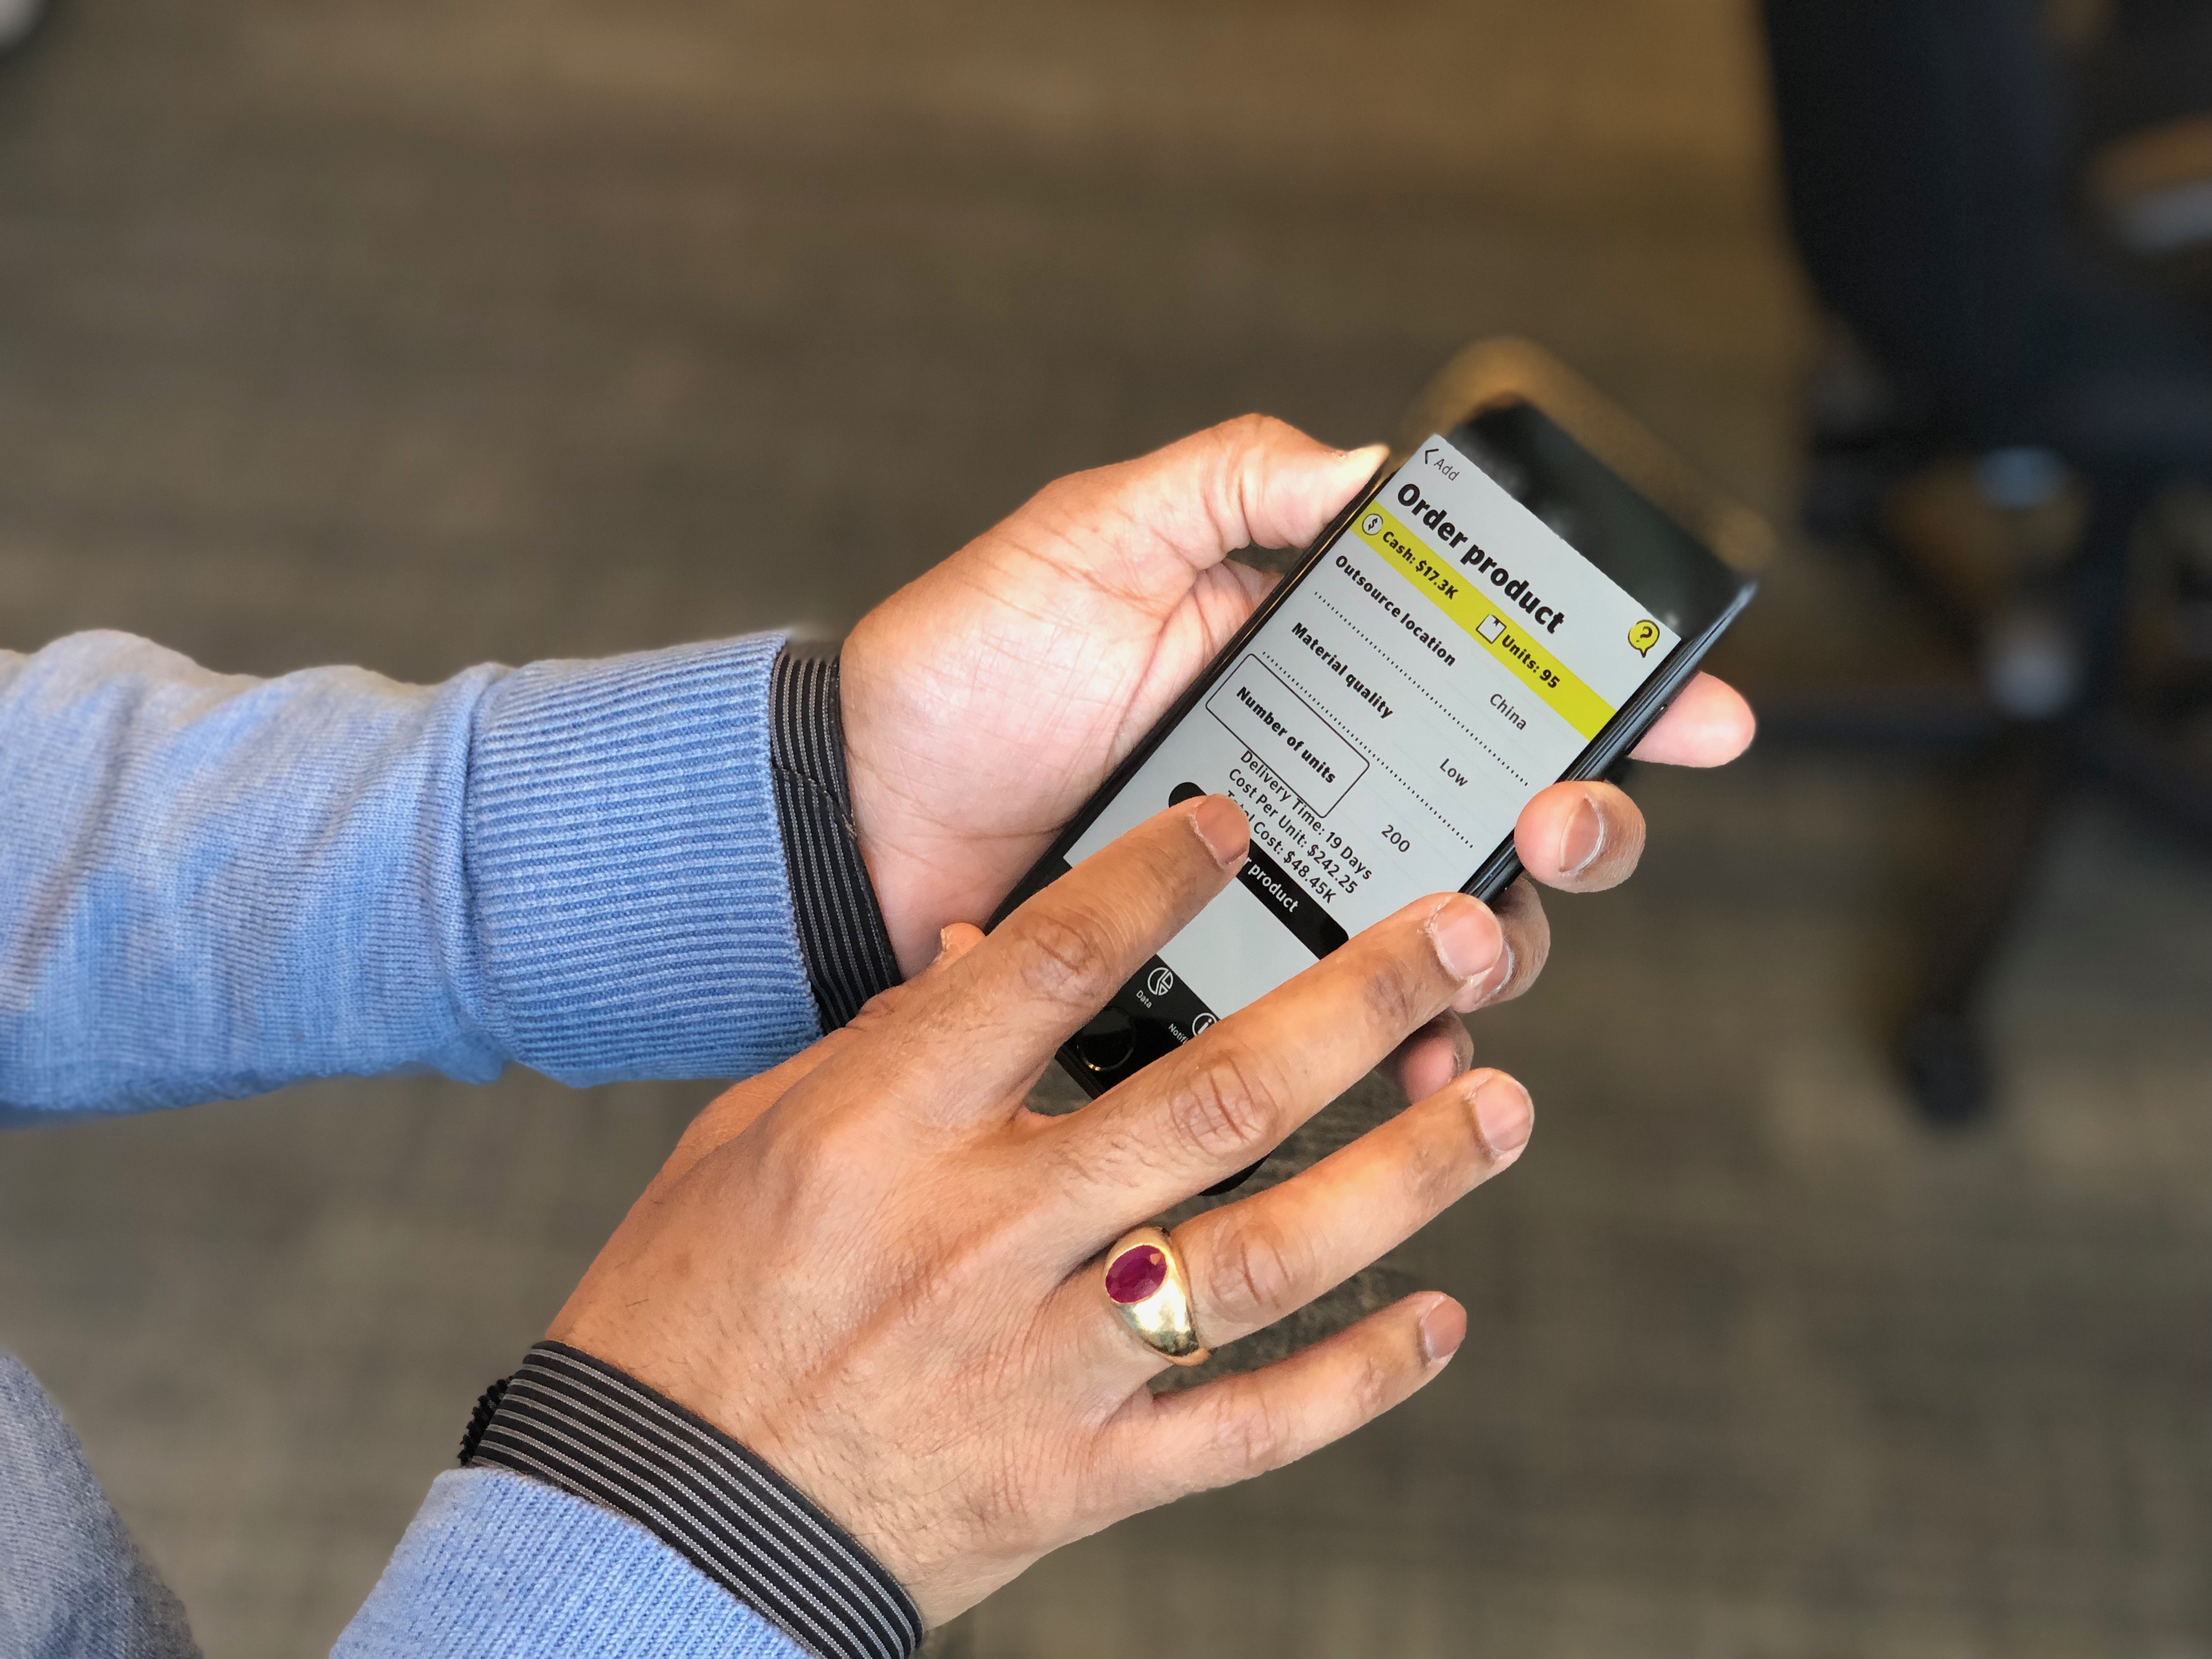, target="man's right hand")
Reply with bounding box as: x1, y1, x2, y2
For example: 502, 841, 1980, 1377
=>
550, 792, 1544, 1628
